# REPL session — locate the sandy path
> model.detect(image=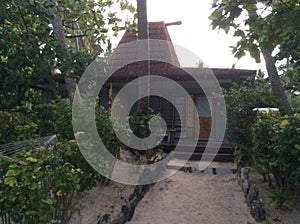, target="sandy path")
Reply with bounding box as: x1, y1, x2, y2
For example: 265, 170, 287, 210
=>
129, 171, 254, 224
69, 182, 134, 224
